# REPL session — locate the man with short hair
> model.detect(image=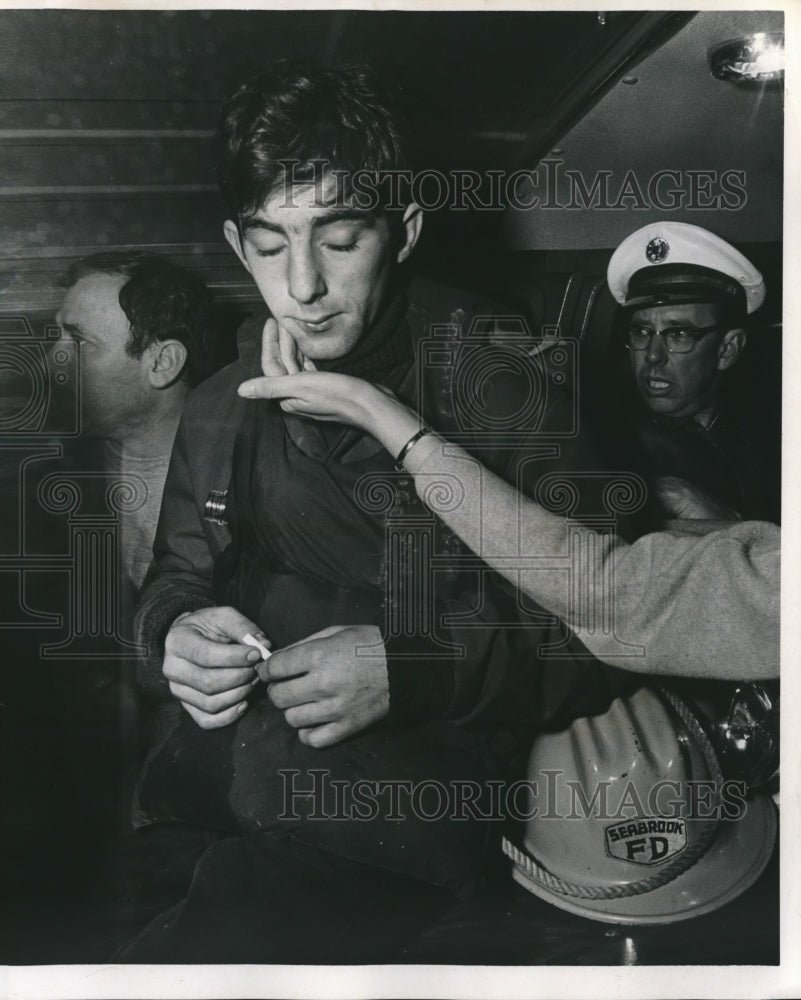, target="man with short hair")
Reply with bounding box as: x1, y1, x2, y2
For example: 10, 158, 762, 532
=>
606, 222, 779, 524
2, 253, 218, 963
126, 63, 628, 962
55, 252, 217, 591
